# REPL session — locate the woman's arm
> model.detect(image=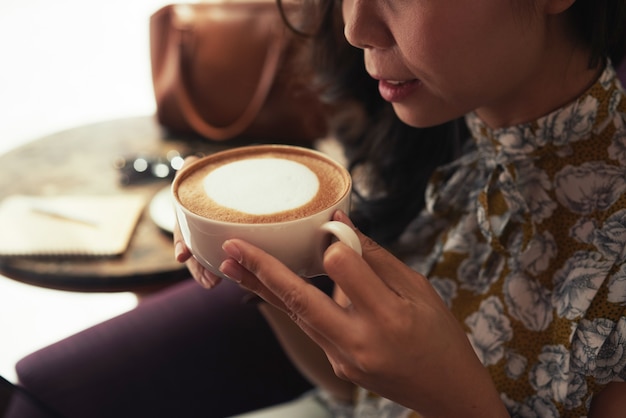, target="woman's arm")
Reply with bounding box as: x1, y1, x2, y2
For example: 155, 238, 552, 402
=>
259, 302, 356, 403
